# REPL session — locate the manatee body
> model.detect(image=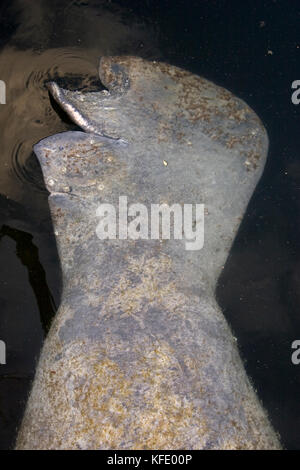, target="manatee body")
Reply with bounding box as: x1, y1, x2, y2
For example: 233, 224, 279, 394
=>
16, 57, 280, 449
